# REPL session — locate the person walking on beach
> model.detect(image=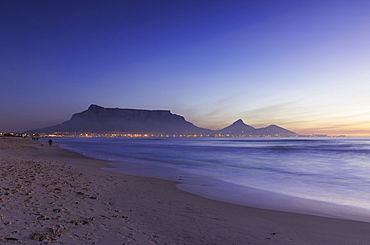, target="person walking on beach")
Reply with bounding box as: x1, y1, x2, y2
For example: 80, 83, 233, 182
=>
48, 139, 53, 146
